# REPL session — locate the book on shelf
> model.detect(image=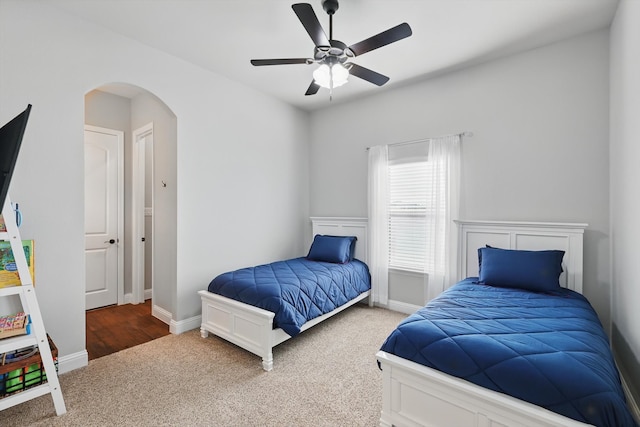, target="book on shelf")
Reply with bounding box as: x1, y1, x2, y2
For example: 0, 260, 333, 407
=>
0, 240, 35, 288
